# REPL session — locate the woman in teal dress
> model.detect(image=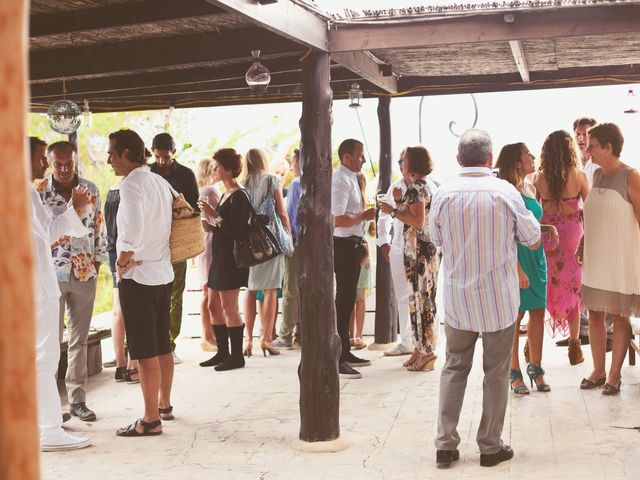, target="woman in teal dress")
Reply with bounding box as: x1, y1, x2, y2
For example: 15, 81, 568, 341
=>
497, 143, 557, 394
